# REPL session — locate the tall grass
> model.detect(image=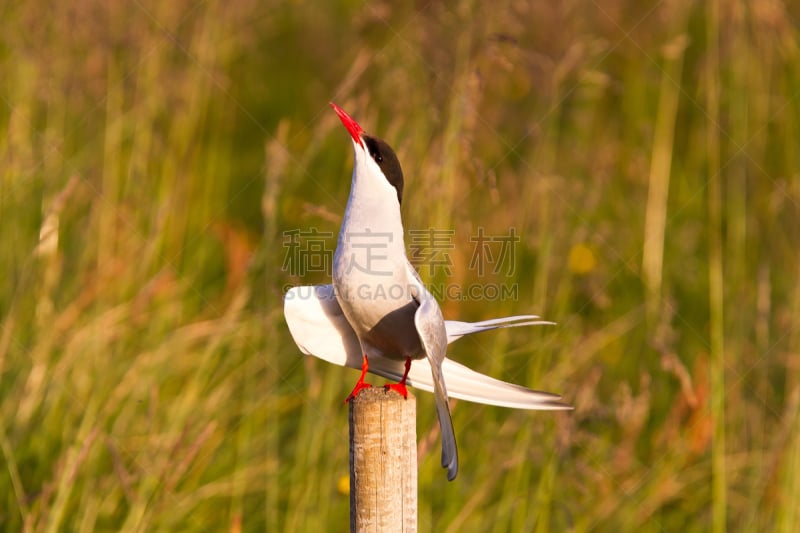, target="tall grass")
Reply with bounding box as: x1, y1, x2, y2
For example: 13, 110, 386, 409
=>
1, 0, 799, 530
705, 2, 727, 531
